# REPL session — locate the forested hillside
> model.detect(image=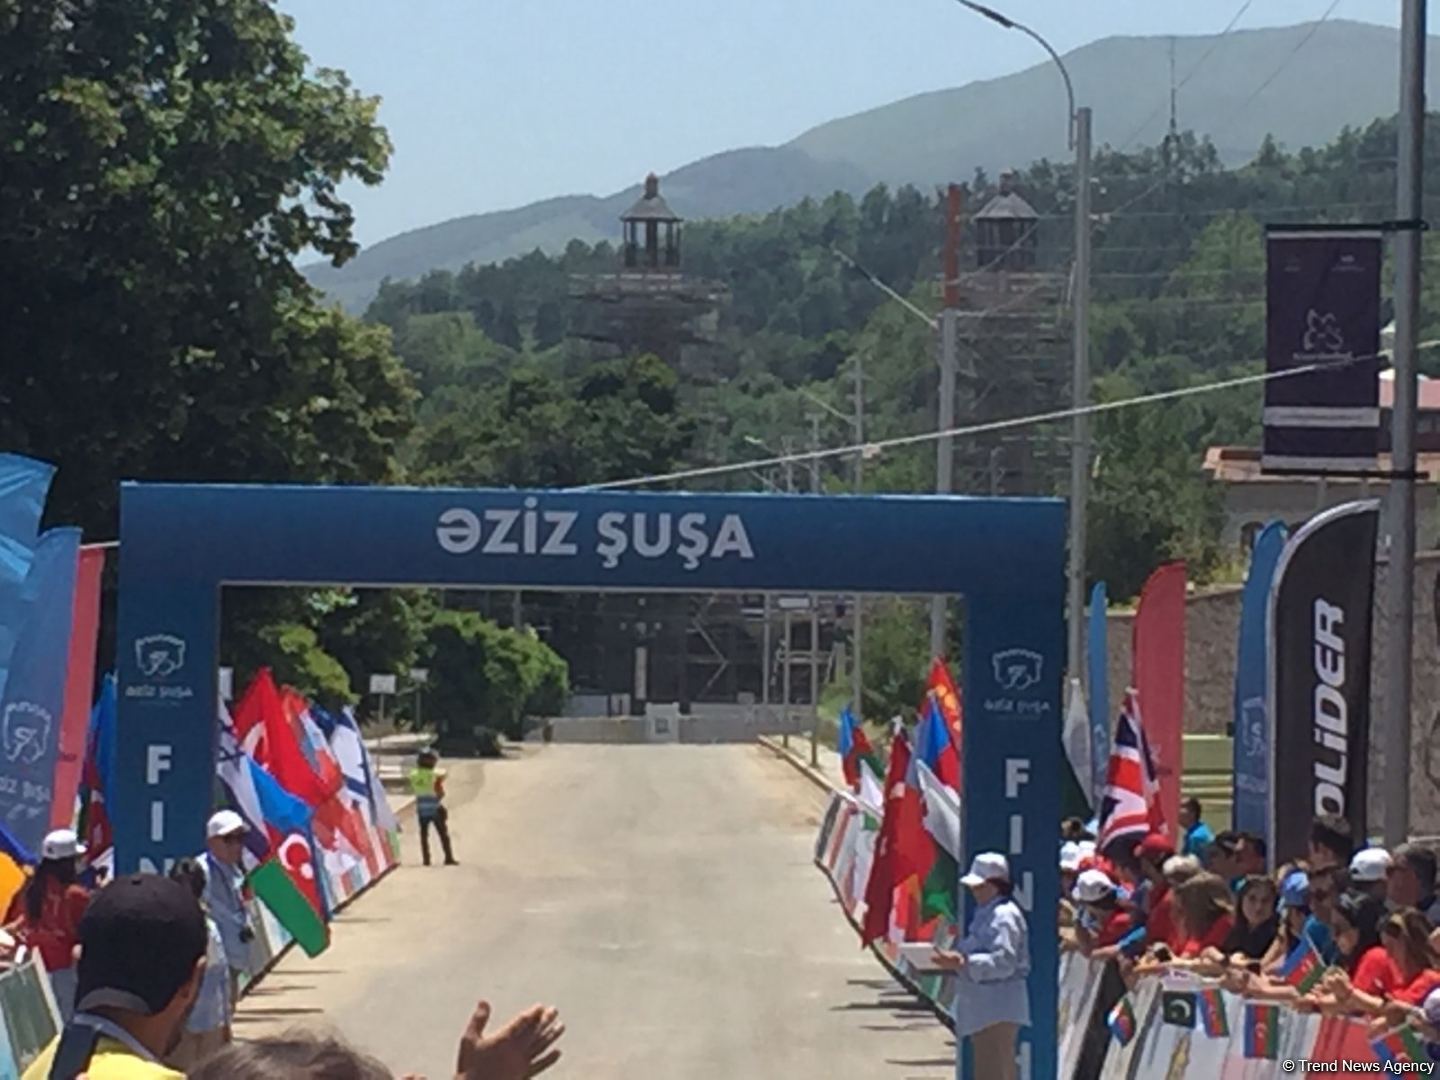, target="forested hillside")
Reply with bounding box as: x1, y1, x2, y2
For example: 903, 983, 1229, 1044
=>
369, 118, 1440, 602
